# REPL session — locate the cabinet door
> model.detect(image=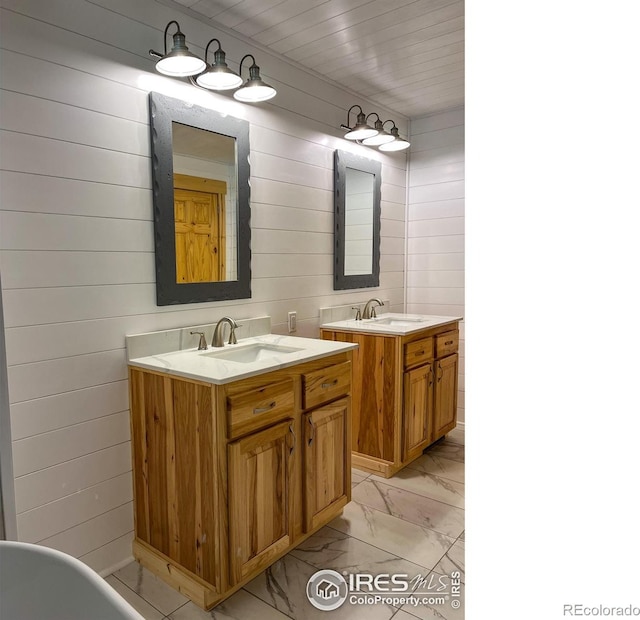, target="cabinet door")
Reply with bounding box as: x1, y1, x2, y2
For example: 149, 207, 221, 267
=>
433, 353, 458, 439
303, 398, 350, 532
403, 363, 434, 461
228, 420, 295, 585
